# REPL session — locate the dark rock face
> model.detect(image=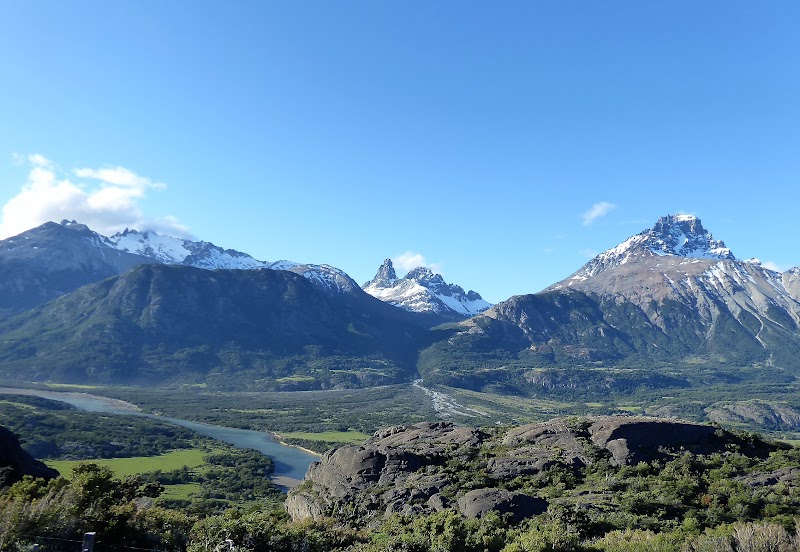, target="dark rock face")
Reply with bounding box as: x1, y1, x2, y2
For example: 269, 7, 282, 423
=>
508, 416, 734, 467
588, 418, 722, 466
286, 422, 492, 524
739, 466, 800, 488
287, 416, 754, 526
0, 425, 59, 487
458, 488, 547, 521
